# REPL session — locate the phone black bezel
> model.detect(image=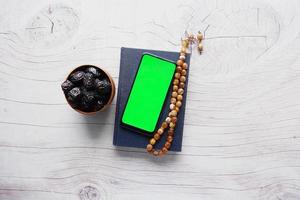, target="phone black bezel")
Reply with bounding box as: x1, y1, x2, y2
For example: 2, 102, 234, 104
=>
120, 53, 176, 137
